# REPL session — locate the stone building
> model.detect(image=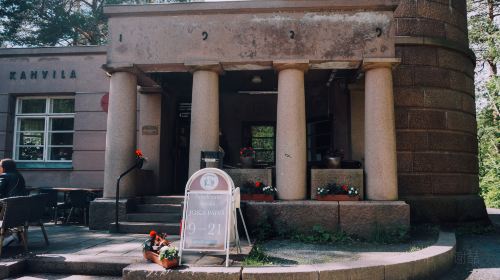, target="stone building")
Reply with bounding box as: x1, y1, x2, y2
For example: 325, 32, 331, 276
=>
0, 0, 488, 234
